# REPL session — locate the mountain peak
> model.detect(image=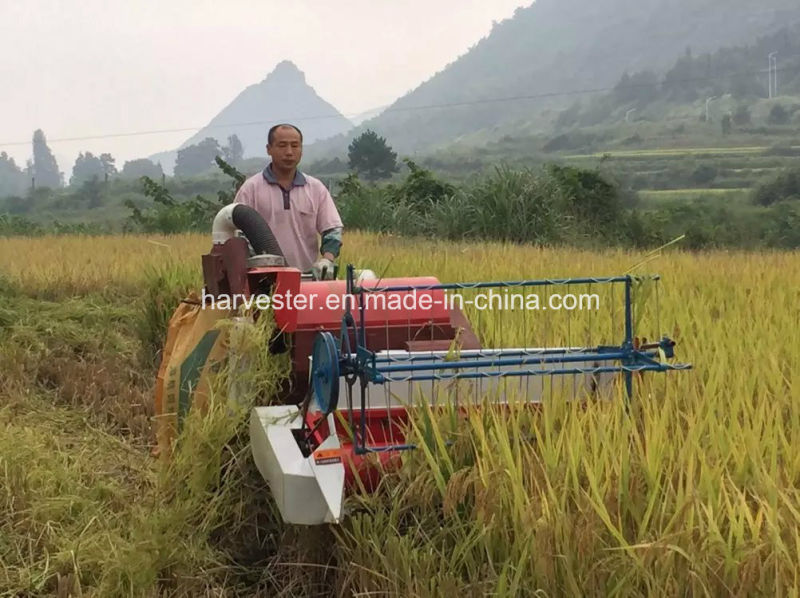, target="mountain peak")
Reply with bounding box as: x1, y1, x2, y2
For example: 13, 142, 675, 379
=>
152, 58, 351, 171
265, 60, 306, 85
